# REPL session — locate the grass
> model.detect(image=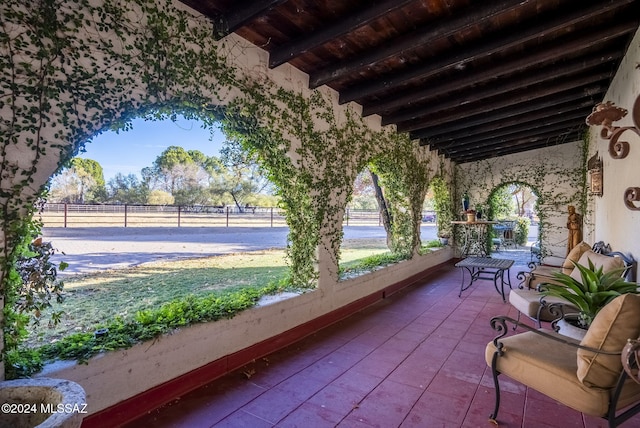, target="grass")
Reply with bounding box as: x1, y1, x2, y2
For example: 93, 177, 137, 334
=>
25, 239, 392, 348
